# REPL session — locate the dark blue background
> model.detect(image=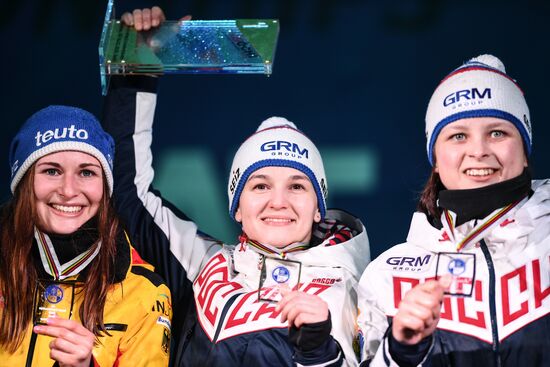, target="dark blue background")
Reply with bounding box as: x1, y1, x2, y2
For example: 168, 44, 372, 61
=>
2, 0, 549, 257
